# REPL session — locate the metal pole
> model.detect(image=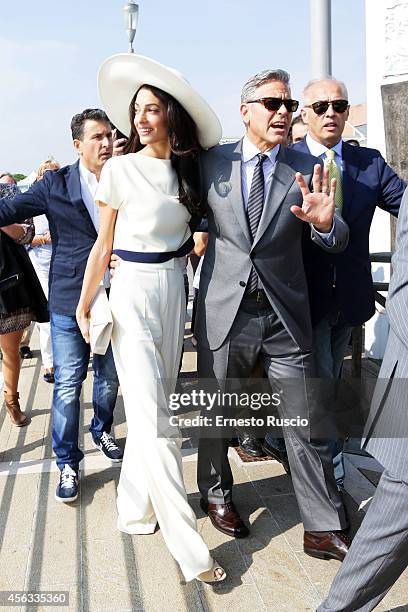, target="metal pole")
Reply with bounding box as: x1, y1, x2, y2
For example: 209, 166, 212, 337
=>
310, 0, 332, 78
